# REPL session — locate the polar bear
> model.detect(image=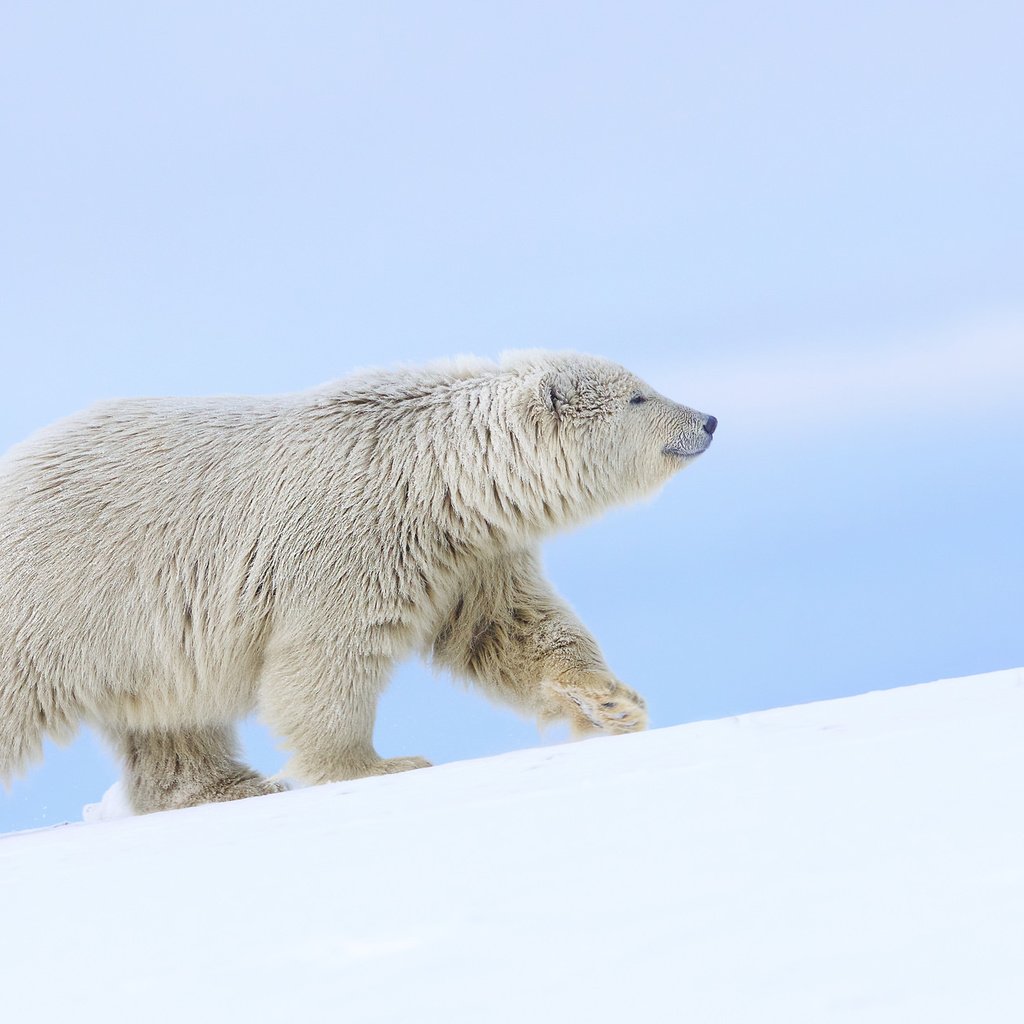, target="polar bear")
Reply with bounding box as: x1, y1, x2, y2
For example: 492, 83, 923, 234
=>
0, 351, 715, 813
